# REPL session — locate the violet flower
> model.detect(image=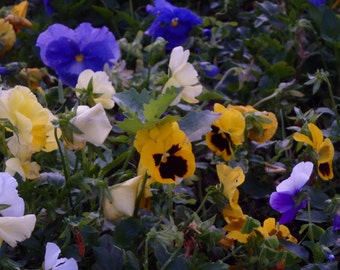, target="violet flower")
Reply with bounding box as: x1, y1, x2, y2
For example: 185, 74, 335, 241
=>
36, 23, 120, 87
145, 0, 202, 50
309, 0, 327, 6
269, 161, 313, 224
333, 207, 340, 231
